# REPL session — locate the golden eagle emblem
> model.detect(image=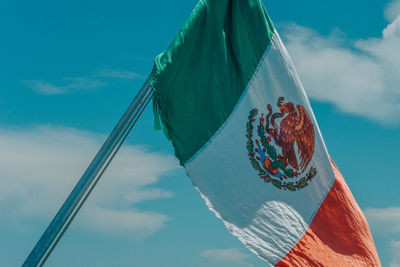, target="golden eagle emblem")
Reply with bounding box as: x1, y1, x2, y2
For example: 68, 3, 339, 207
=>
245, 97, 317, 191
